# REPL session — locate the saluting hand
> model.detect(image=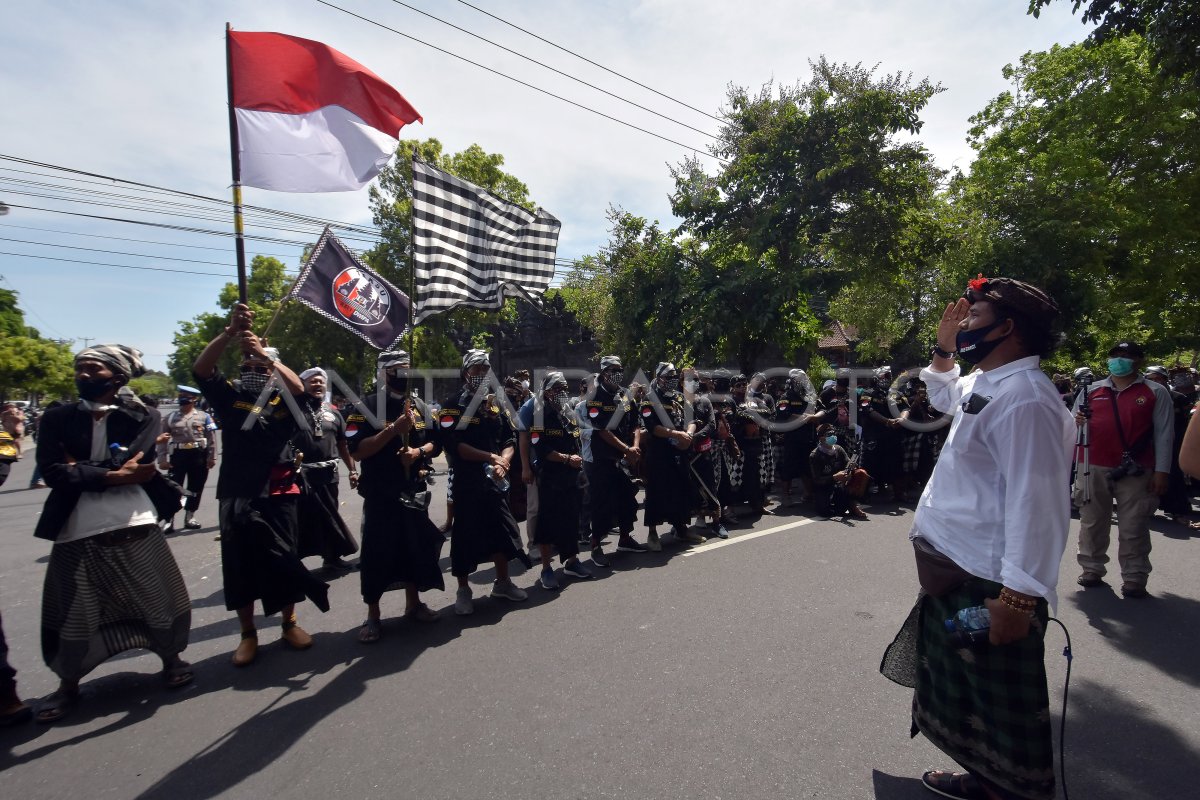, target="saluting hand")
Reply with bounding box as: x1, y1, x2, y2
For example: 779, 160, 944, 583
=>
936, 298, 969, 355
